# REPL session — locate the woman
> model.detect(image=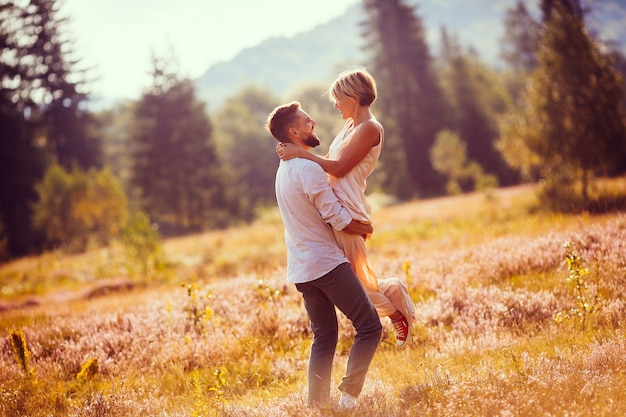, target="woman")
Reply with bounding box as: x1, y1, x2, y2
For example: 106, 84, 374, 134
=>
276, 69, 415, 347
